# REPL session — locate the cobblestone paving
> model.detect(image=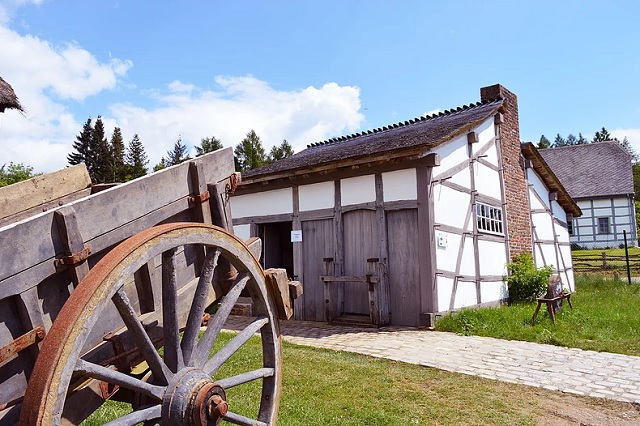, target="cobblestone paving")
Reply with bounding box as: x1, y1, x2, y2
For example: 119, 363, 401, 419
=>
224, 316, 640, 404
